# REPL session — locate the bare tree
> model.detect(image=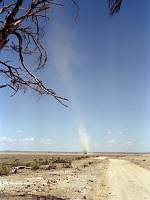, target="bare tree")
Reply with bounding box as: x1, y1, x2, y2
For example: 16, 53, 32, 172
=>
0, 0, 122, 106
